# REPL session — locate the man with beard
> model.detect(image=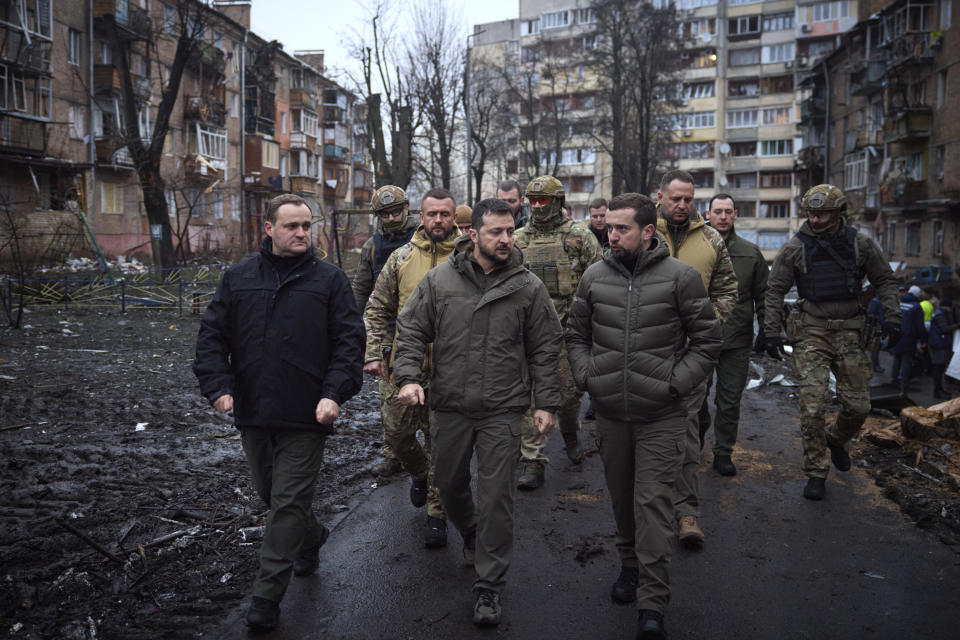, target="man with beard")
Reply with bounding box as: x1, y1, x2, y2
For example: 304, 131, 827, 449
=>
701, 194, 768, 476
497, 179, 529, 228
352, 185, 420, 478
655, 170, 738, 548
393, 198, 562, 626
513, 176, 601, 489
363, 188, 459, 546
566, 192, 721, 640
194, 194, 364, 629
763, 184, 901, 500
